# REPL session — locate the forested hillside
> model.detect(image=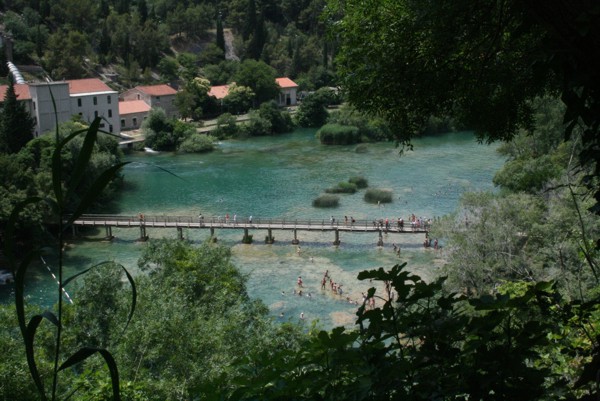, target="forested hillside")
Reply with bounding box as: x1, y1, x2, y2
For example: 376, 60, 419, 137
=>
0, 0, 335, 91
